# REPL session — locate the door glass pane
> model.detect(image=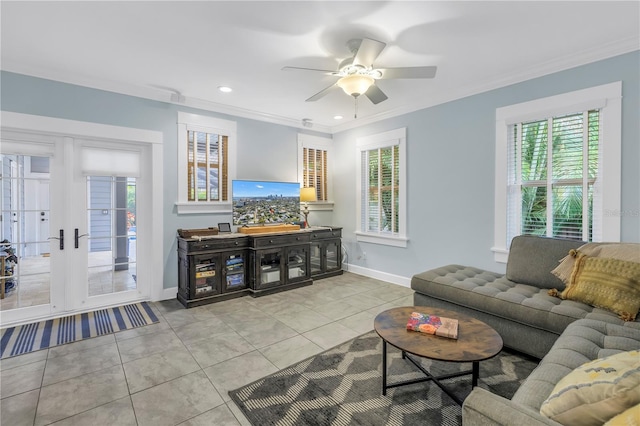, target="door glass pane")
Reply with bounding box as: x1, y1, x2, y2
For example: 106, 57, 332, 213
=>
1, 155, 51, 310
86, 176, 137, 297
